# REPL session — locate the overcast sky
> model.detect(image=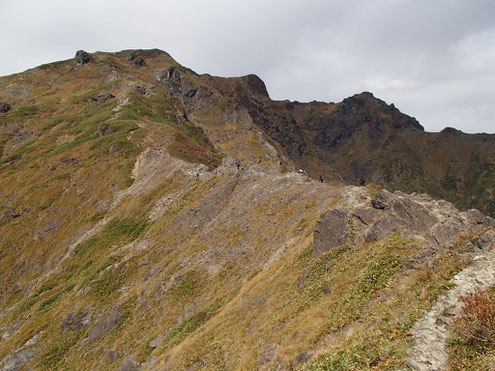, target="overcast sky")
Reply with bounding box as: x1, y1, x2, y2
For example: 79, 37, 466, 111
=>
2, 0, 494, 133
